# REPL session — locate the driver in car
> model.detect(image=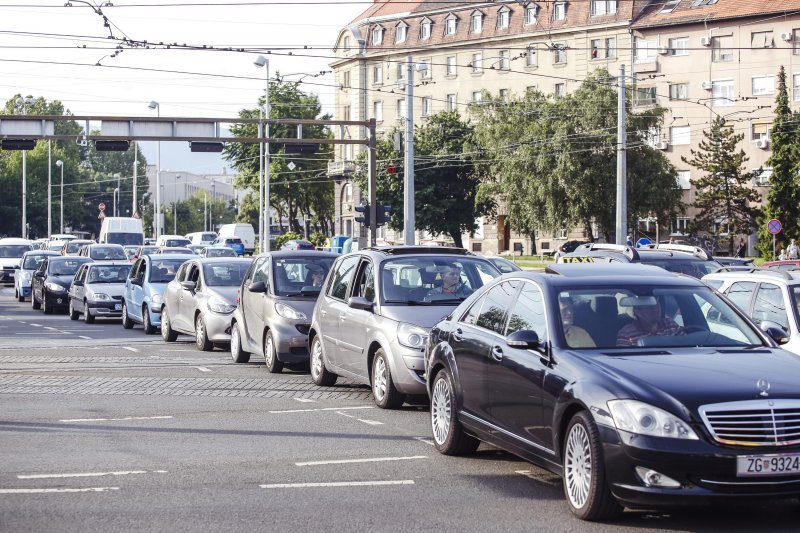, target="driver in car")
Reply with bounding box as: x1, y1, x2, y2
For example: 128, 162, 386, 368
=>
424, 265, 472, 302
616, 297, 683, 346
